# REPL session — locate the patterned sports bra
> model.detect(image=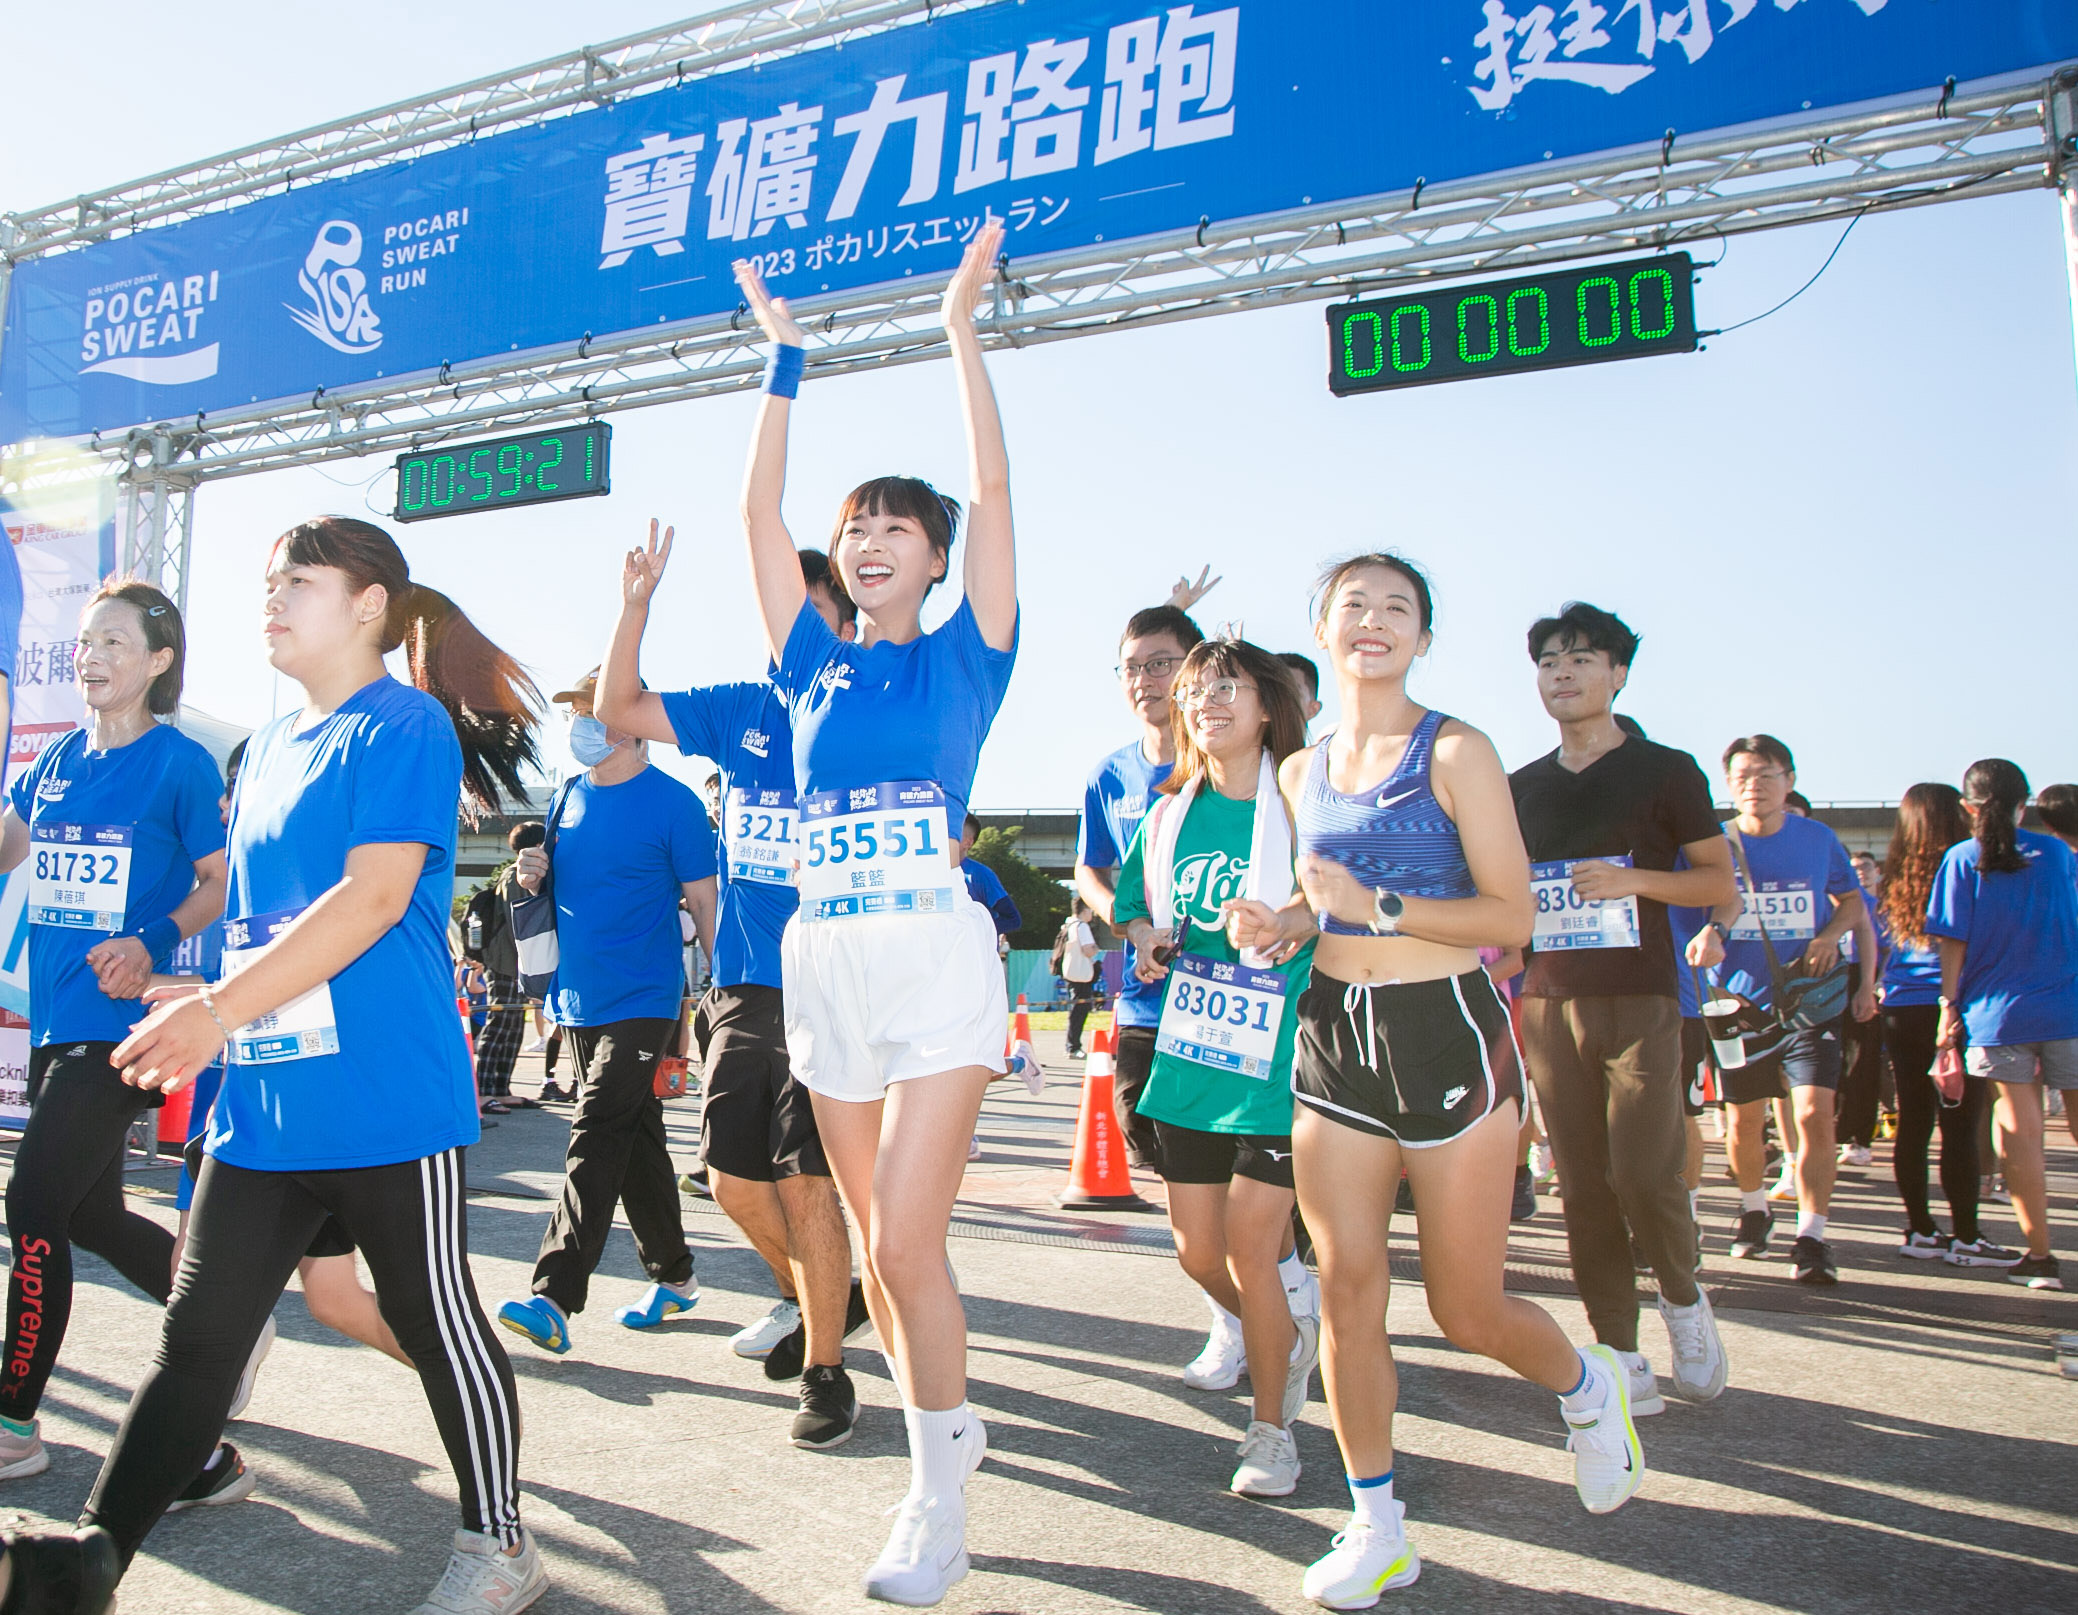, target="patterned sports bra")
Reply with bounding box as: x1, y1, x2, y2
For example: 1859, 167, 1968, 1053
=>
1297, 709, 1478, 936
